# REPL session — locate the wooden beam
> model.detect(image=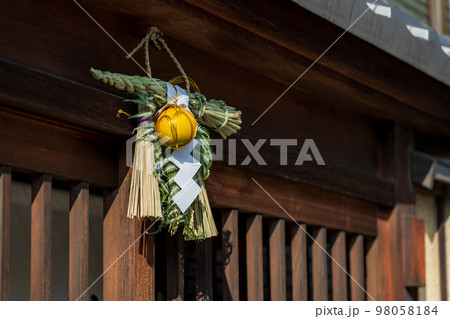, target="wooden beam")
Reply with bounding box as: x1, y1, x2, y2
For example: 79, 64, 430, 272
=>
0, 110, 119, 188
0, 58, 133, 137
291, 224, 308, 301
166, 230, 184, 301
0, 167, 11, 301
69, 182, 89, 301
269, 219, 286, 301
349, 235, 365, 301
330, 231, 347, 301
222, 209, 239, 301
312, 227, 327, 301
30, 174, 52, 301
246, 214, 263, 301
195, 239, 213, 301
103, 148, 155, 300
